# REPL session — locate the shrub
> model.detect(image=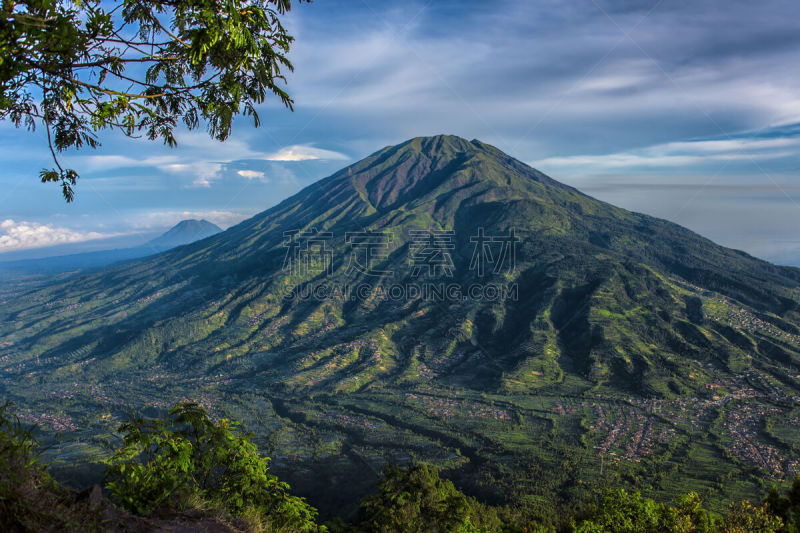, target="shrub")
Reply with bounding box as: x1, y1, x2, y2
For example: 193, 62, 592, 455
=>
764, 478, 800, 533
0, 401, 44, 530
0, 402, 105, 532
572, 488, 719, 533
356, 464, 502, 532
722, 500, 782, 533
104, 401, 320, 531
574, 489, 669, 533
